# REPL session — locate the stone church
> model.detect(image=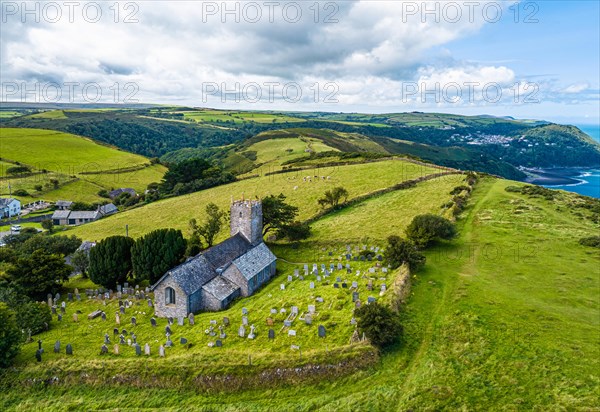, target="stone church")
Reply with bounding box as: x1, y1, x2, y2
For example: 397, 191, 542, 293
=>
151, 200, 277, 318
